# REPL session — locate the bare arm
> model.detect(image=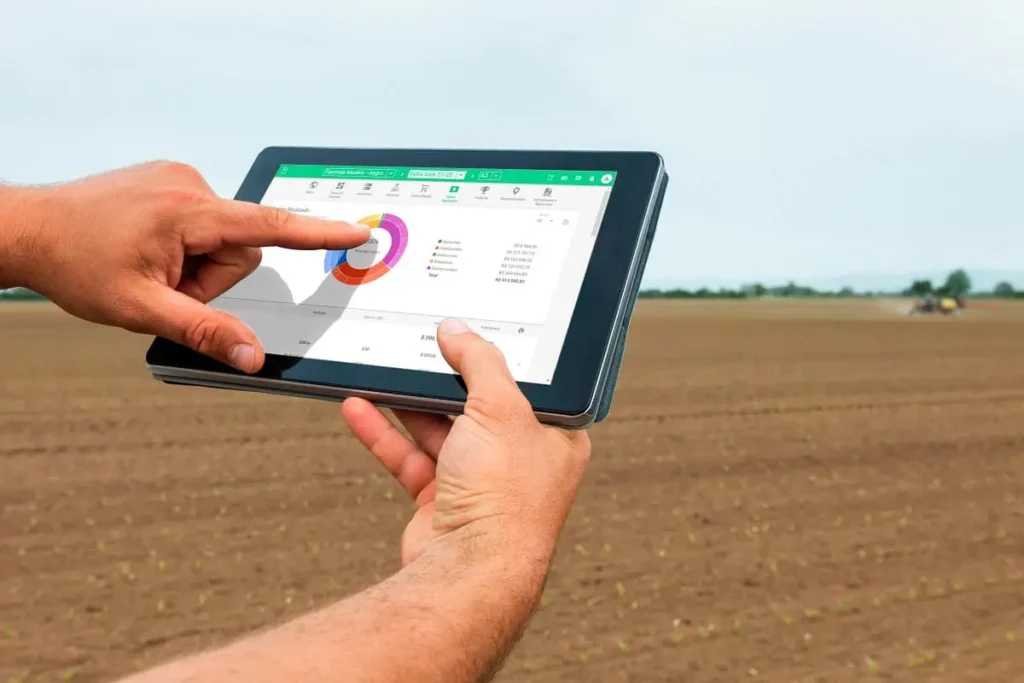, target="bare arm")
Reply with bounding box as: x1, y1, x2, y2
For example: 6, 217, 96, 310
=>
0, 185, 49, 290
114, 321, 589, 683
3, 164, 590, 682
121, 528, 550, 683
